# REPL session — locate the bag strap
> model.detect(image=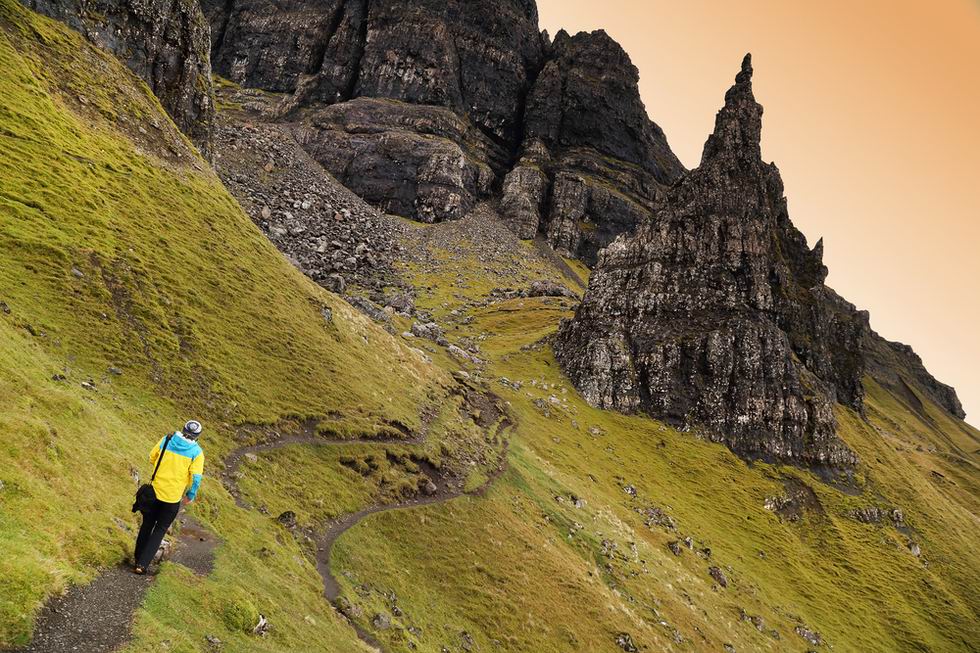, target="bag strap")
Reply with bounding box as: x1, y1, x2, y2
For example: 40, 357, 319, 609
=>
150, 433, 175, 483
